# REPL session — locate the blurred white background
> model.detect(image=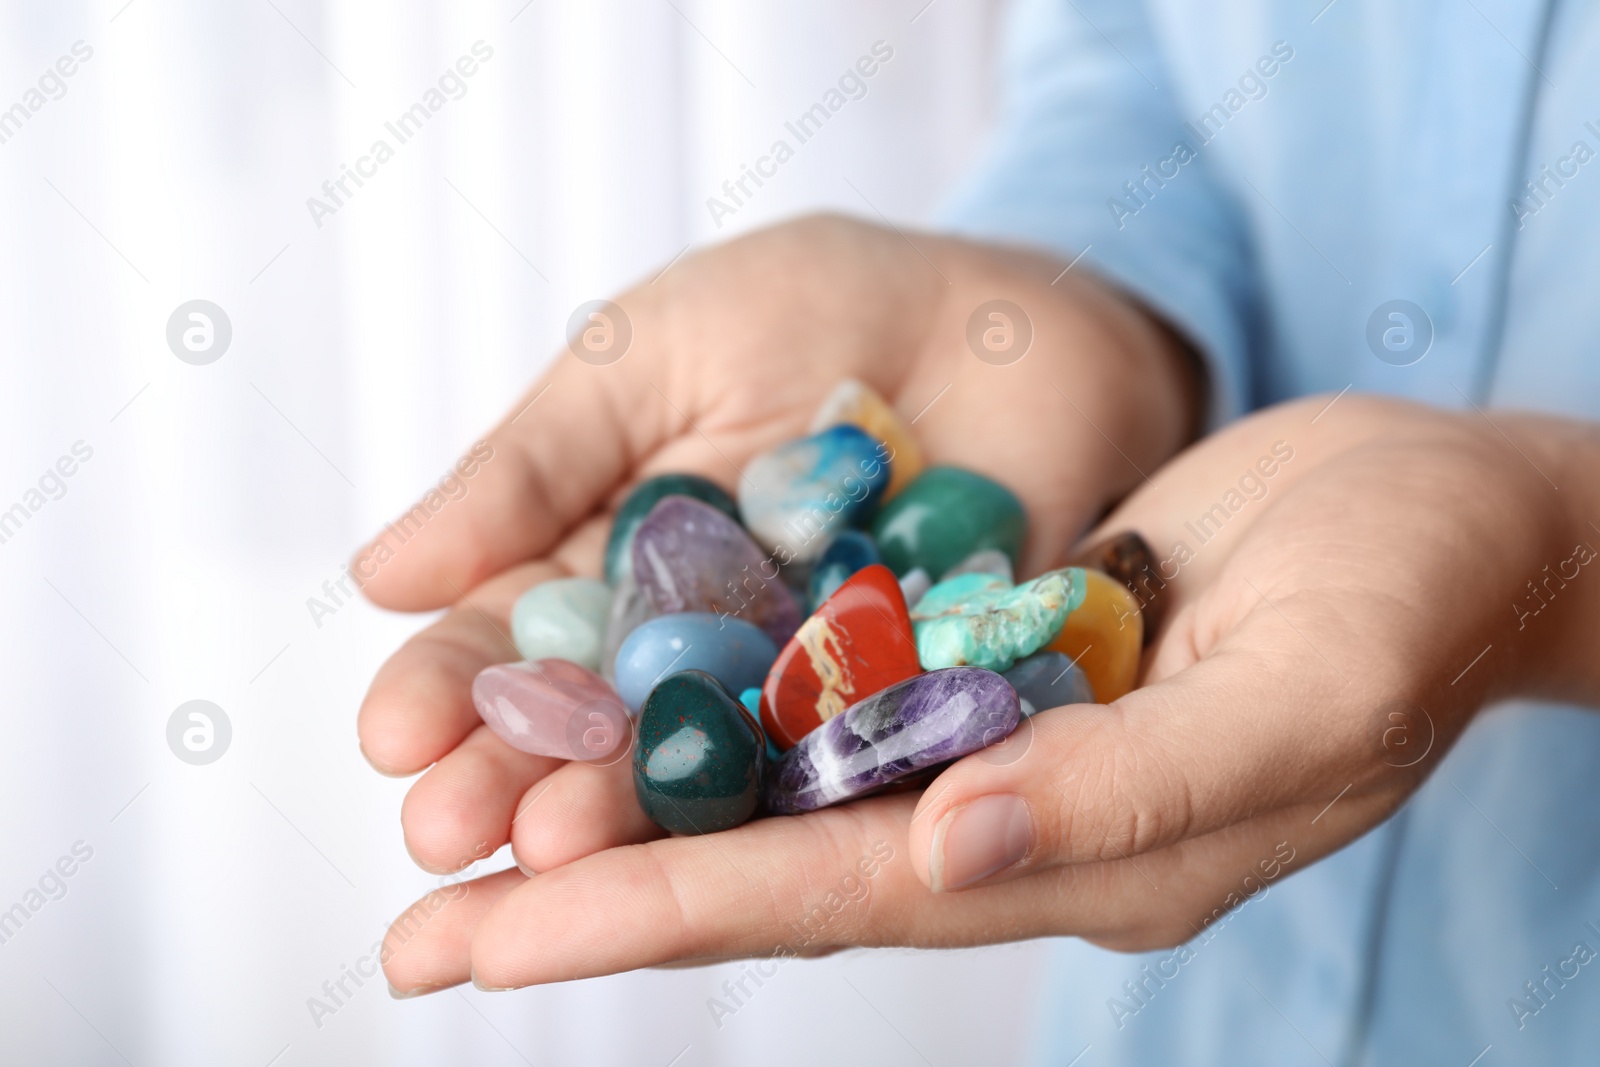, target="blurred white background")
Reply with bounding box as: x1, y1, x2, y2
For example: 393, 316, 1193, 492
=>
0, 1, 1057, 1064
